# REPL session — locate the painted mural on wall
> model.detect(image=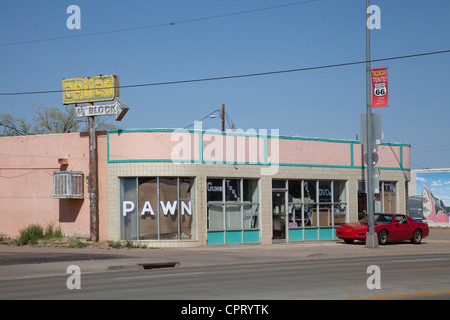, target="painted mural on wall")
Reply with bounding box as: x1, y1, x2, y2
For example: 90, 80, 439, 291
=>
410, 172, 450, 223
